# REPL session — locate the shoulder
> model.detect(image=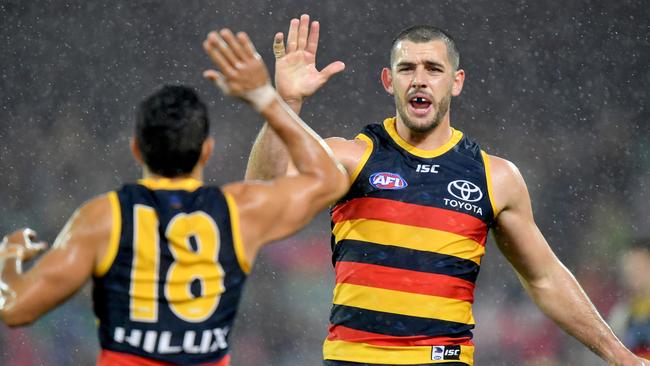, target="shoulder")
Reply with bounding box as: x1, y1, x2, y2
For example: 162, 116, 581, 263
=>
484, 153, 530, 214
325, 136, 370, 176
